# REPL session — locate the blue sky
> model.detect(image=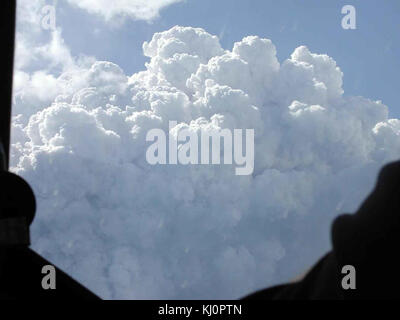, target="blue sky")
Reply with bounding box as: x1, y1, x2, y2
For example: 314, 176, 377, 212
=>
57, 0, 400, 117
